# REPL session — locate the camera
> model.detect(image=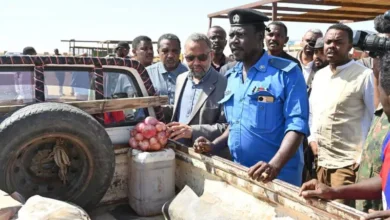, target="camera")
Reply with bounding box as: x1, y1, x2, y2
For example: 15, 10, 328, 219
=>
353, 31, 390, 58
352, 10, 390, 58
